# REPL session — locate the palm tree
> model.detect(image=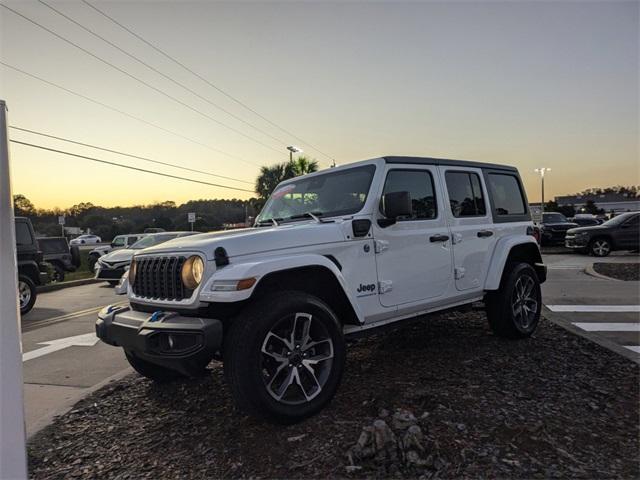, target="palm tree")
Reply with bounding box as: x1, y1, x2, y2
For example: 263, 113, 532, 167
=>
255, 156, 319, 200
